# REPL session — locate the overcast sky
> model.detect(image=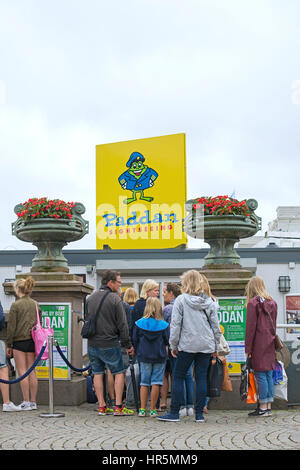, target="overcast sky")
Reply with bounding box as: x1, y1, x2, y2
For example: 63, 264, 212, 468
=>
1, 0, 300, 250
